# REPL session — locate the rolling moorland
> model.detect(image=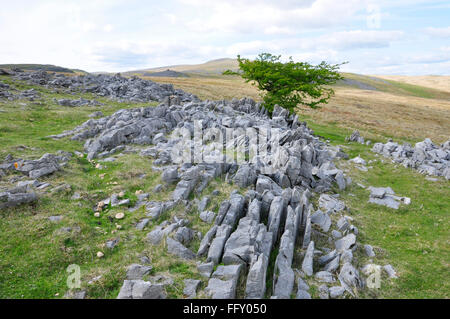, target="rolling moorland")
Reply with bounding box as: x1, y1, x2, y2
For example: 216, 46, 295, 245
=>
0, 60, 448, 299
